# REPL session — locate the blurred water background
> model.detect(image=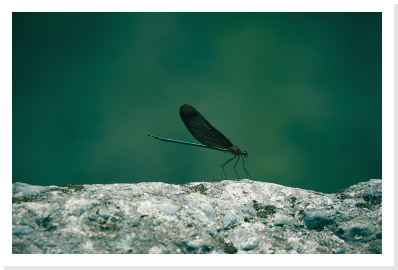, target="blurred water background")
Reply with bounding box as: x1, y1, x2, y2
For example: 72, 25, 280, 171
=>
12, 12, 381, 193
